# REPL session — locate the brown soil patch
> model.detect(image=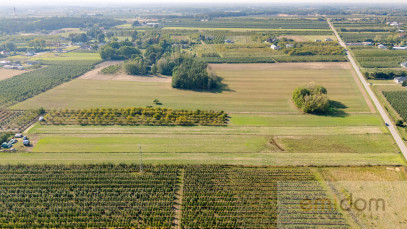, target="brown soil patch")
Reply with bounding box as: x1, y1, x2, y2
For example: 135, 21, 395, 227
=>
278, 35, 309, 42
209, 62, 353, 71
0, 69, 30, 81
79, 61, 171, 83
